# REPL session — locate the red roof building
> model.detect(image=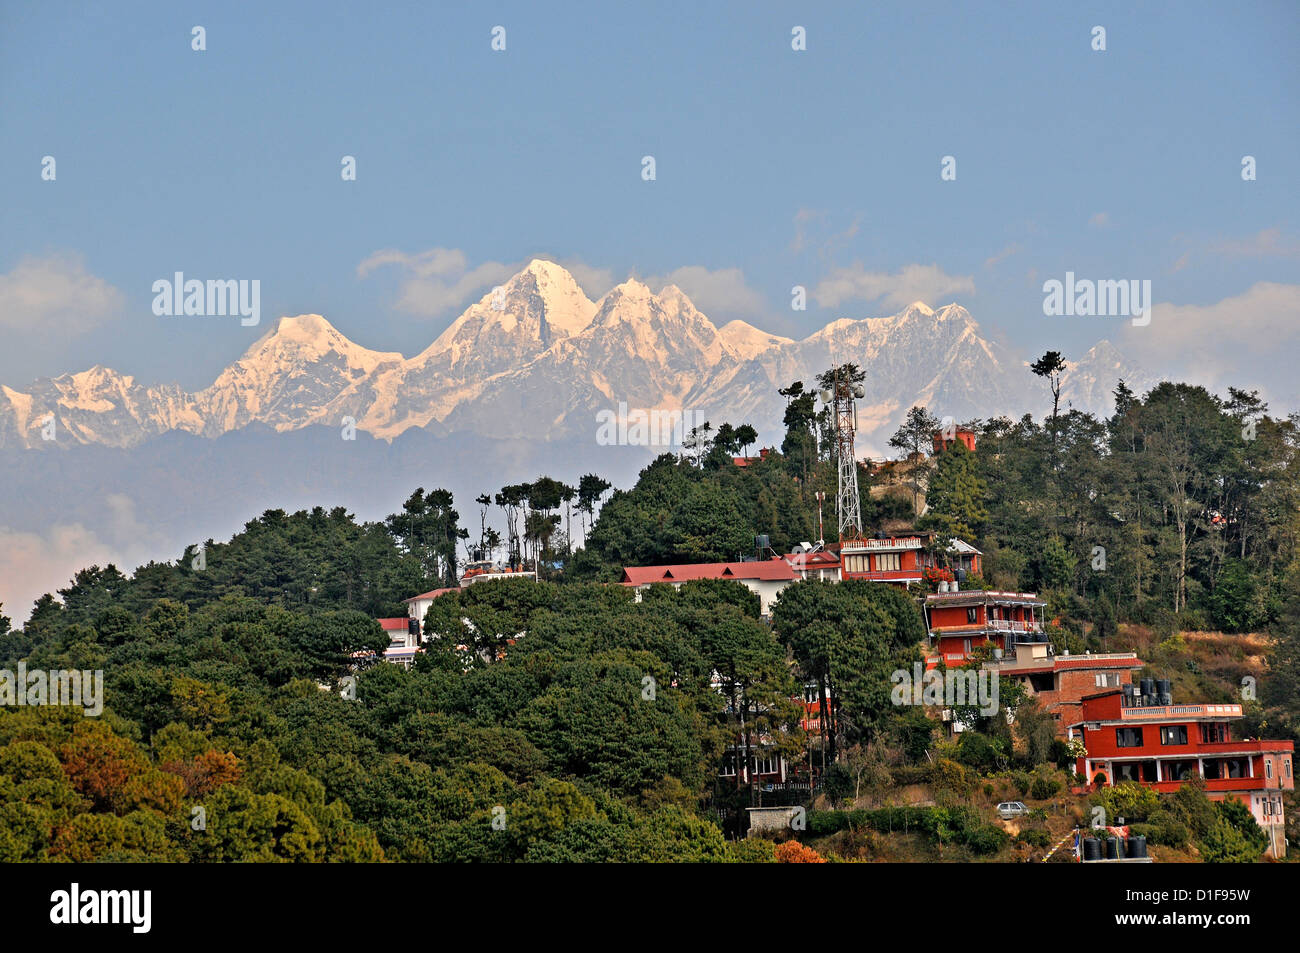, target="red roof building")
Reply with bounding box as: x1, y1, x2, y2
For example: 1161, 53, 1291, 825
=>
924, 588, 1046, 665
620, 559, 797, 616
1069, 687, 1294, 857
933, 427, 977, 455
988, 641, 1144, 730
732, 447, 771, 468
840, 534, 982, 588
782, 547, 842, 581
